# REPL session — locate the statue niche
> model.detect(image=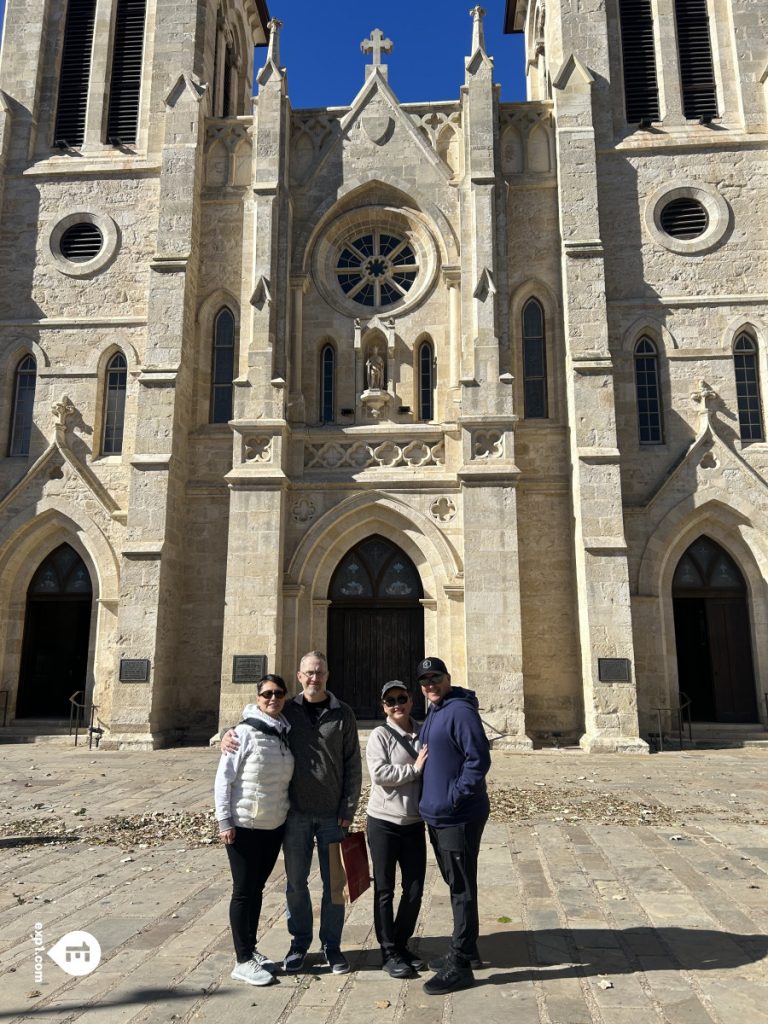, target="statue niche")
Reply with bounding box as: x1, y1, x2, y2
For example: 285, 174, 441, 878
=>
365, 345, 385, 390
361, 340, 391, 419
